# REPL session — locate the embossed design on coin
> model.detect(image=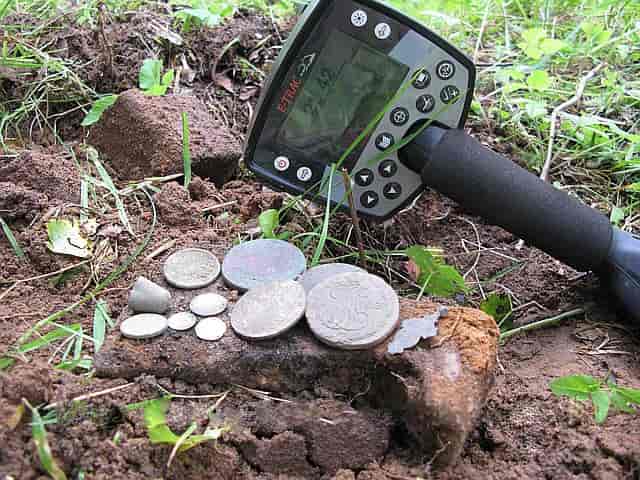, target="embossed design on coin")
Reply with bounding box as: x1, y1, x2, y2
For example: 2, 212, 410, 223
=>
222, 239, 307, 292
163, 248, 221, 289
168, 312, 198, 331
299, 263, 365, 293
195, 317, 227, 341
120, 313, 168, 339
190, 293, 228, 317
230, 280, 306, 340
306, 272, 399, 350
